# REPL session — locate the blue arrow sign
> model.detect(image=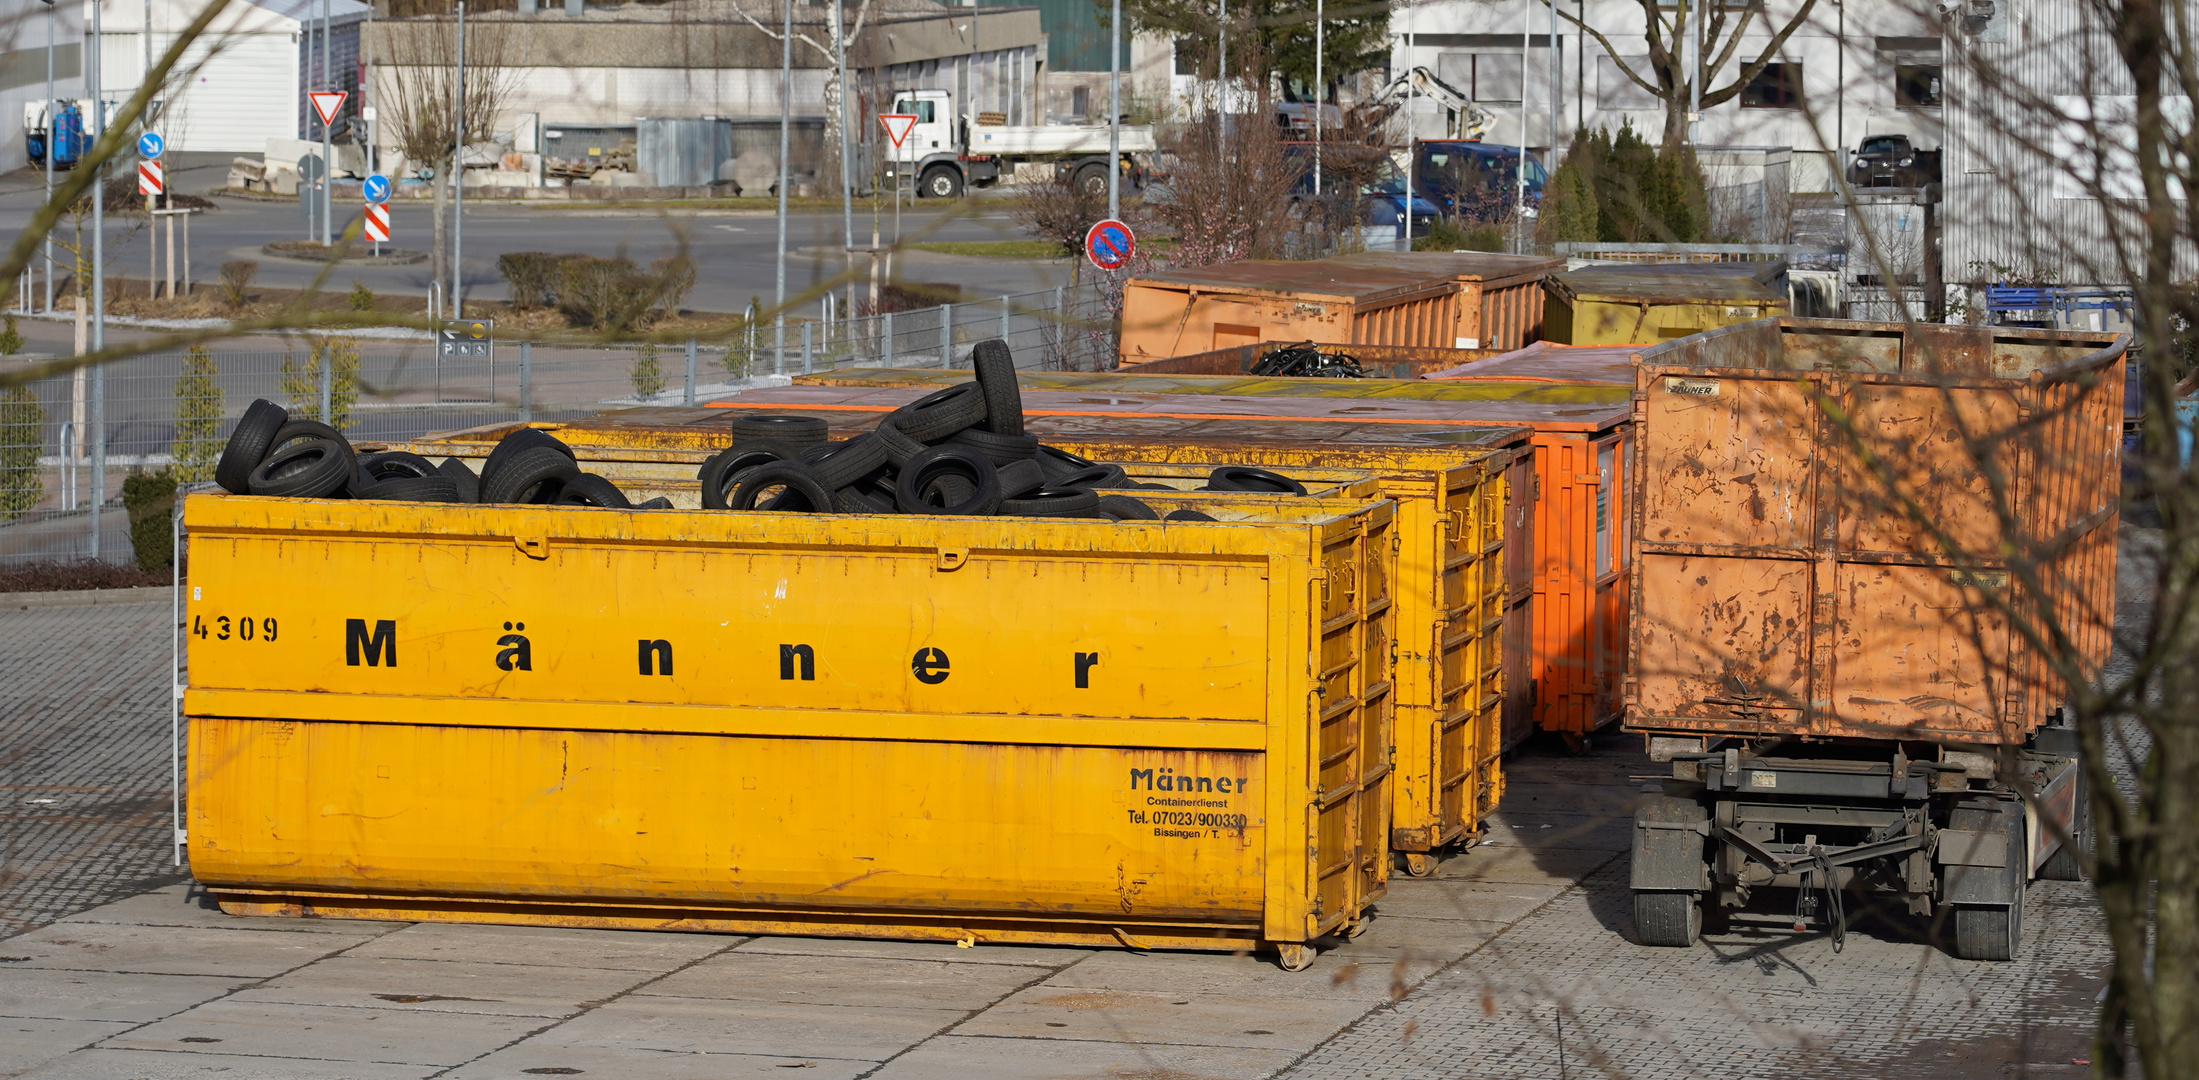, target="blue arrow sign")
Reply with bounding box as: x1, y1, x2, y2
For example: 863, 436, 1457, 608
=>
136, 131, 163, 159
361, 174, 391, 204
